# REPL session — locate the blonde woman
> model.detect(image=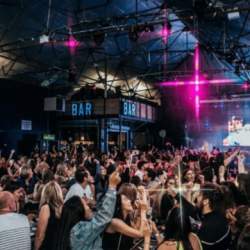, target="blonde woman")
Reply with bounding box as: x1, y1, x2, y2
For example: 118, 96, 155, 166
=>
35, 181, 63, 250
